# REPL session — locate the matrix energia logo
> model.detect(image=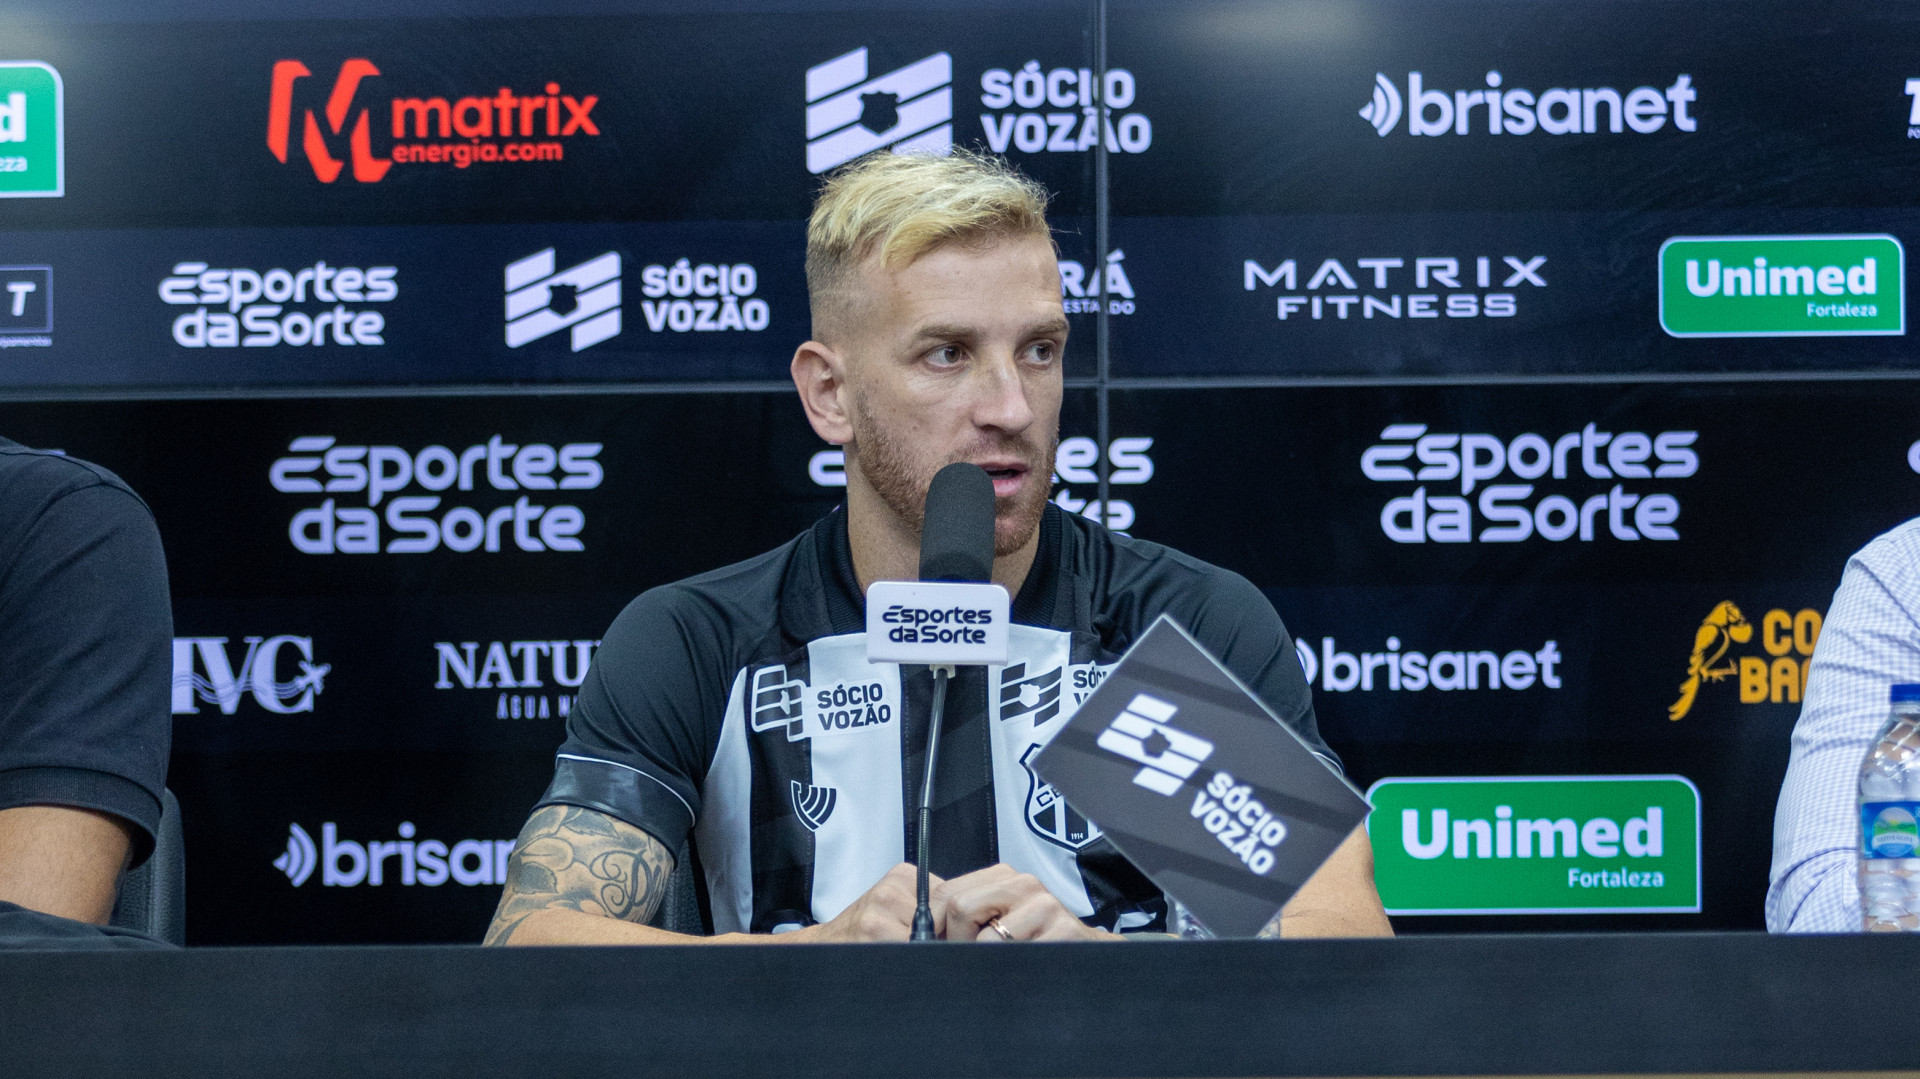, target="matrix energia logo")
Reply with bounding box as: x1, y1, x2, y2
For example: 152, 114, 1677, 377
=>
1660, 235, 1904, 337
267, 58, 599, 183
0, 62, 62, 197
1366, 775, 1701, 915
